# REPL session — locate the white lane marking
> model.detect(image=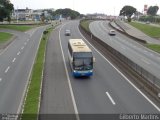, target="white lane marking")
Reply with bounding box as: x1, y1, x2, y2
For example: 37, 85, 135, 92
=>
59, 24, 80, 120
78, 26, 160, 112
30, 30, 36, 37
5, 66, 10, 73
106, 92, 116, 105
0, 78, 2, 82
12, 58, 16, 63
24, 42, 27, 45
21, 46, 24, 50
17, 51, 21, 55
141, 58, 150, 65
